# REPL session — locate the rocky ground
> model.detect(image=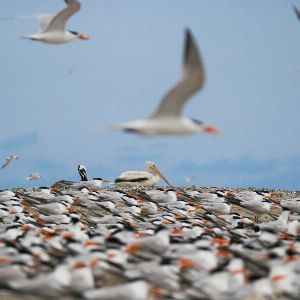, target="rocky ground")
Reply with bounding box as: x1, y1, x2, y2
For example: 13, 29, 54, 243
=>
0, 186, 299, 300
